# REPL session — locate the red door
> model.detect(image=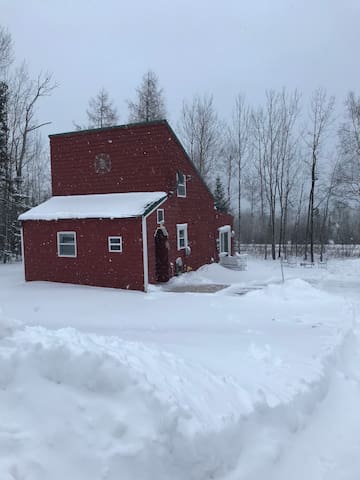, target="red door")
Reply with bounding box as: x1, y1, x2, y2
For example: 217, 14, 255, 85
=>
155, 227, 170, 282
